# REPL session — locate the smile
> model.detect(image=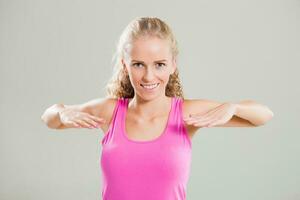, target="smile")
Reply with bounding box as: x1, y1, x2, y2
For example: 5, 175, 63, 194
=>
140, 83, 160, 90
